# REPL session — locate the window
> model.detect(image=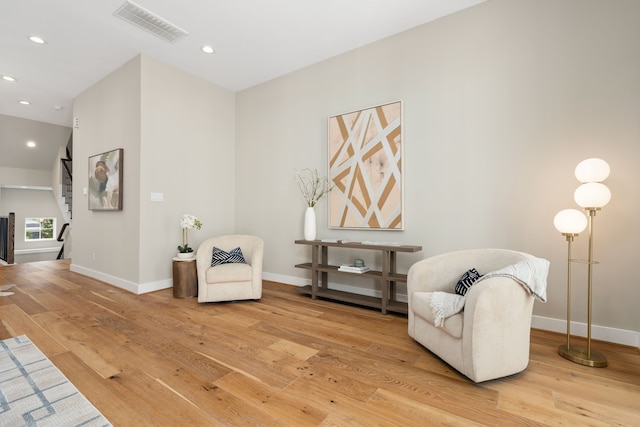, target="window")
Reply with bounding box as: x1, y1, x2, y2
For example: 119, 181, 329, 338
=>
25, 217, 56, 241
